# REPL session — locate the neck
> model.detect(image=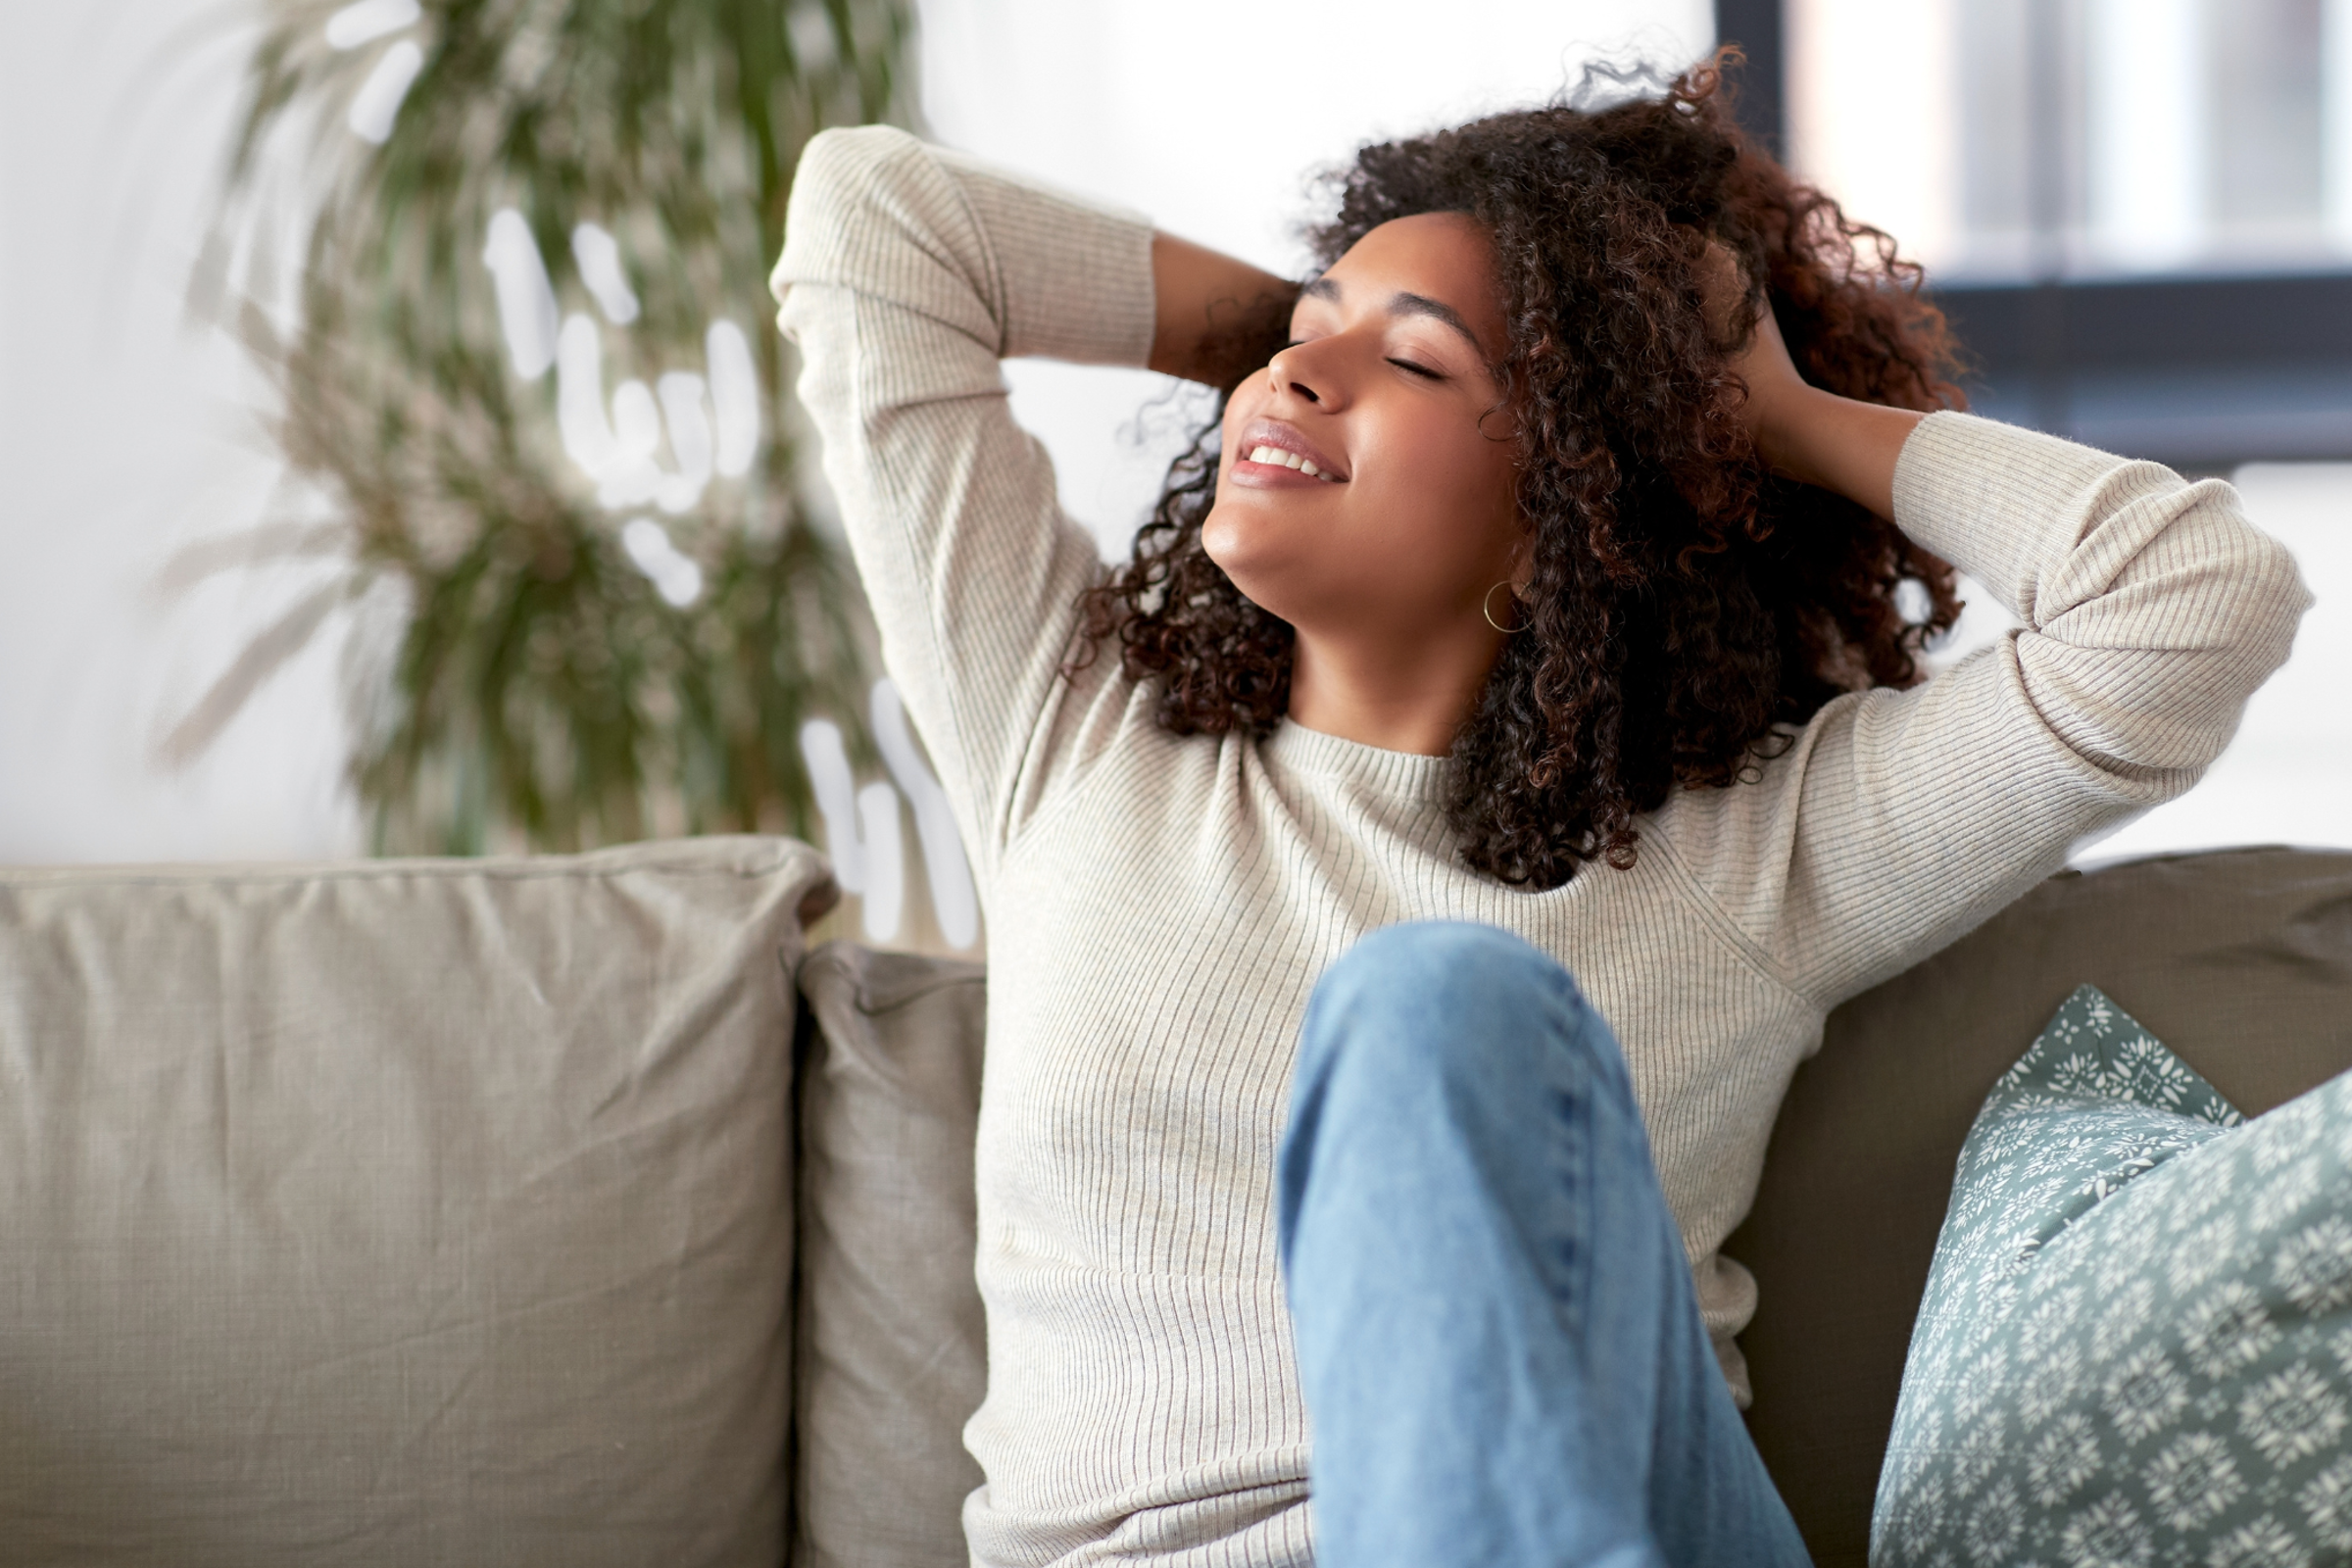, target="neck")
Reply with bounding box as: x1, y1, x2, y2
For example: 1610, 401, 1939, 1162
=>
1284, 619, 1507, 757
